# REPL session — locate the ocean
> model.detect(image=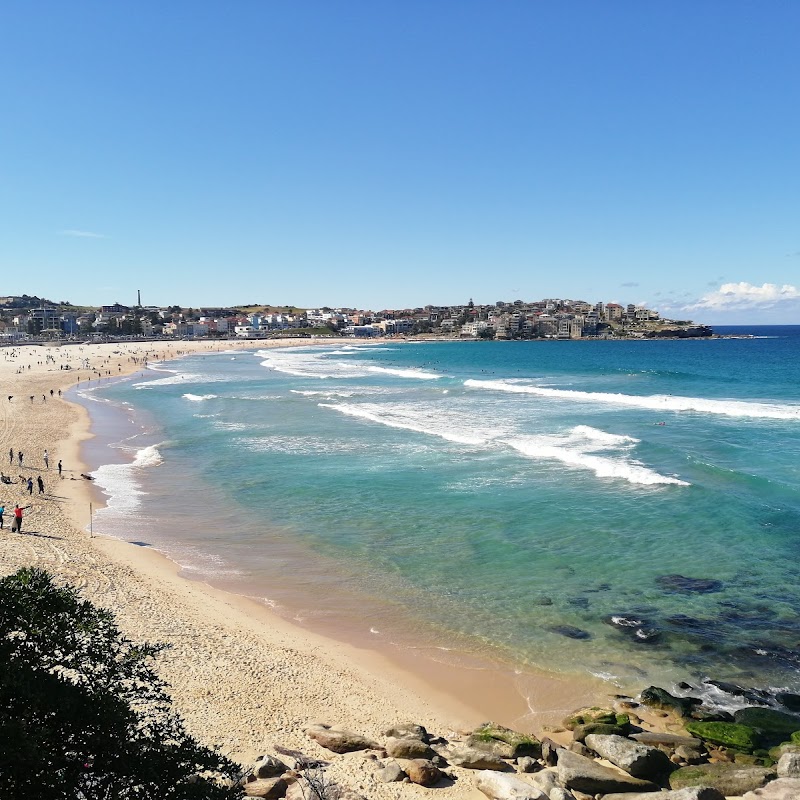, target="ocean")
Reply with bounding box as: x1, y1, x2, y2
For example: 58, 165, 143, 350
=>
74, 326, 800, 709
